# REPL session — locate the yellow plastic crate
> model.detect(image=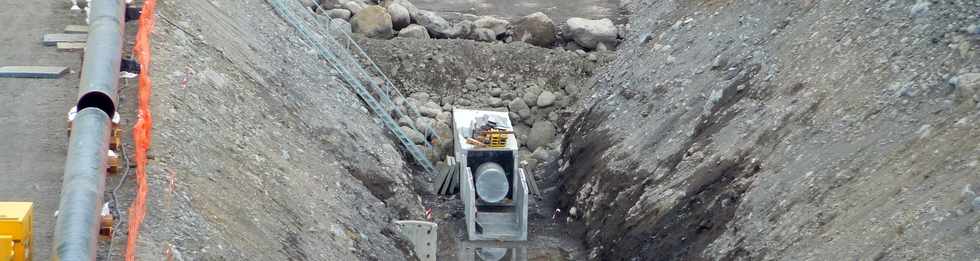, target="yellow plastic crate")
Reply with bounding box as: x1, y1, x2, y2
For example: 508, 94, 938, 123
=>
0, 202, 32, 261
